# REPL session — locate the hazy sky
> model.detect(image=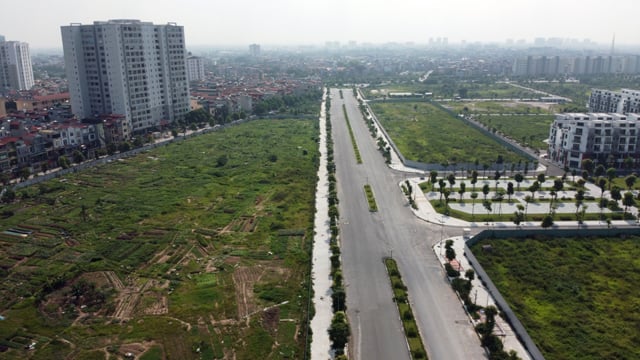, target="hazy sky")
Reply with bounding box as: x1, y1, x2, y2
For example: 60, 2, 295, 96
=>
2, 0, 639, 49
